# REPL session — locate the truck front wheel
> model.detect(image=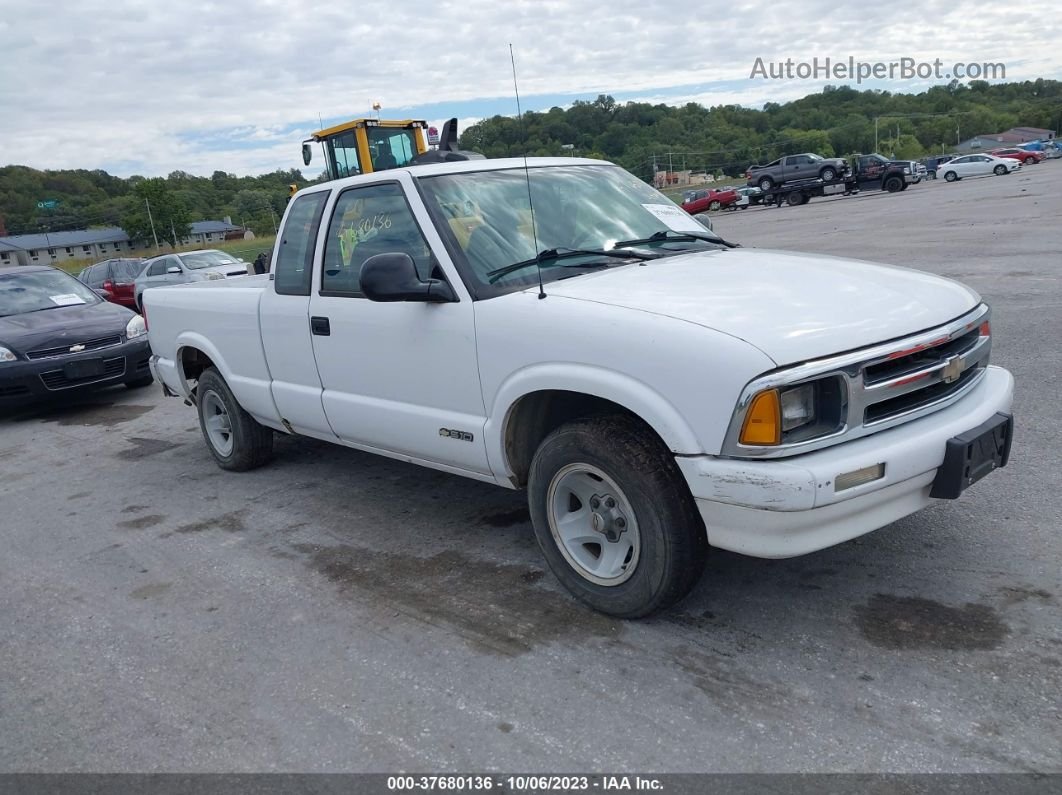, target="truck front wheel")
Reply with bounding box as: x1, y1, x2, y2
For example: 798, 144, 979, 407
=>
197, 367, 274, 471
527, 415, 708, 618
884, 175, 904, 192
